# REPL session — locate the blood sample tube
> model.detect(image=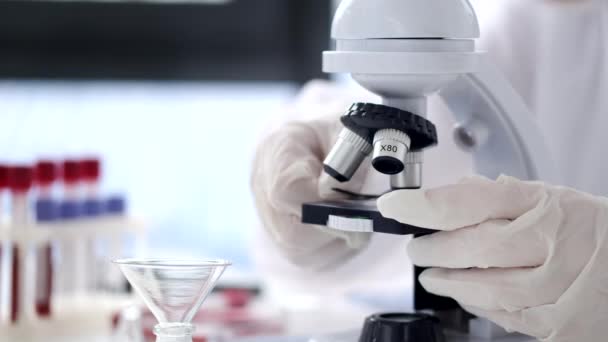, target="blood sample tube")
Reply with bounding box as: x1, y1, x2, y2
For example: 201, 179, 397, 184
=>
80, 158, 101, 293
8, 165, 33, 324
0, 165, 8, 217
59, 160, 85, 297
34, 199, 57, 318
34, 161, 57, 318
80, 158, 100, 199
61, 160, 81, 199
35, 161, 56, 199
0, 165, 9, 323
